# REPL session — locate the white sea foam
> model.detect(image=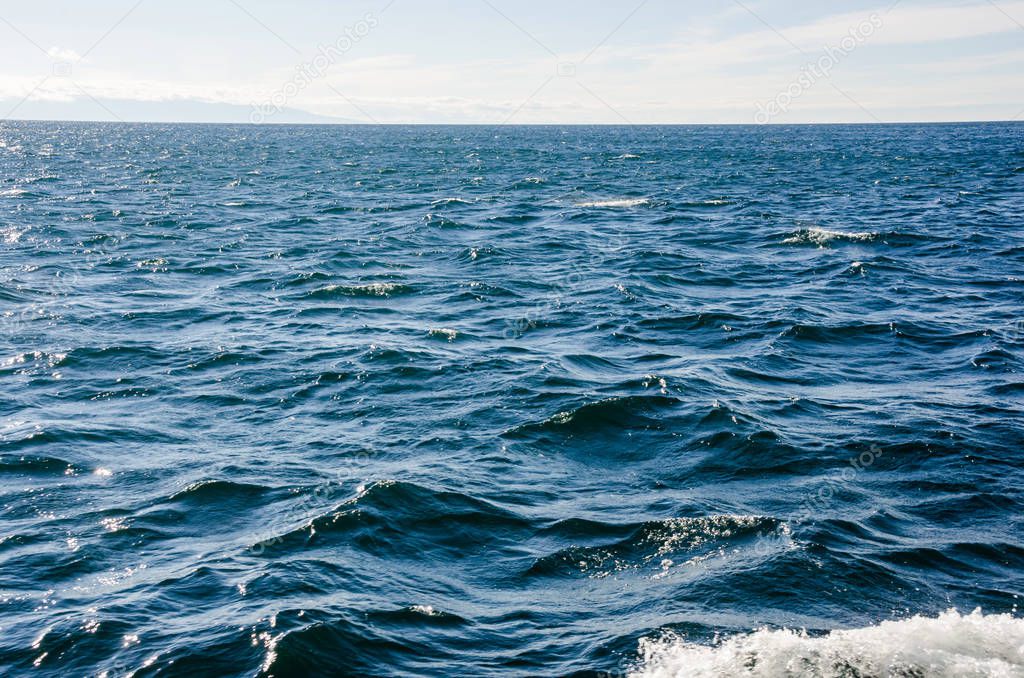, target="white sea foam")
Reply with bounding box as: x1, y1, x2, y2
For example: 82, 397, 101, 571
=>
577, 198, 650, 208
410, 605, 443, 617
628, 609, 1024, 678
784, 227, 878, 247
355, 283, 404, 296
428, 328, 458, 342
321, 282, 405, 297
431, 197, 473, 206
